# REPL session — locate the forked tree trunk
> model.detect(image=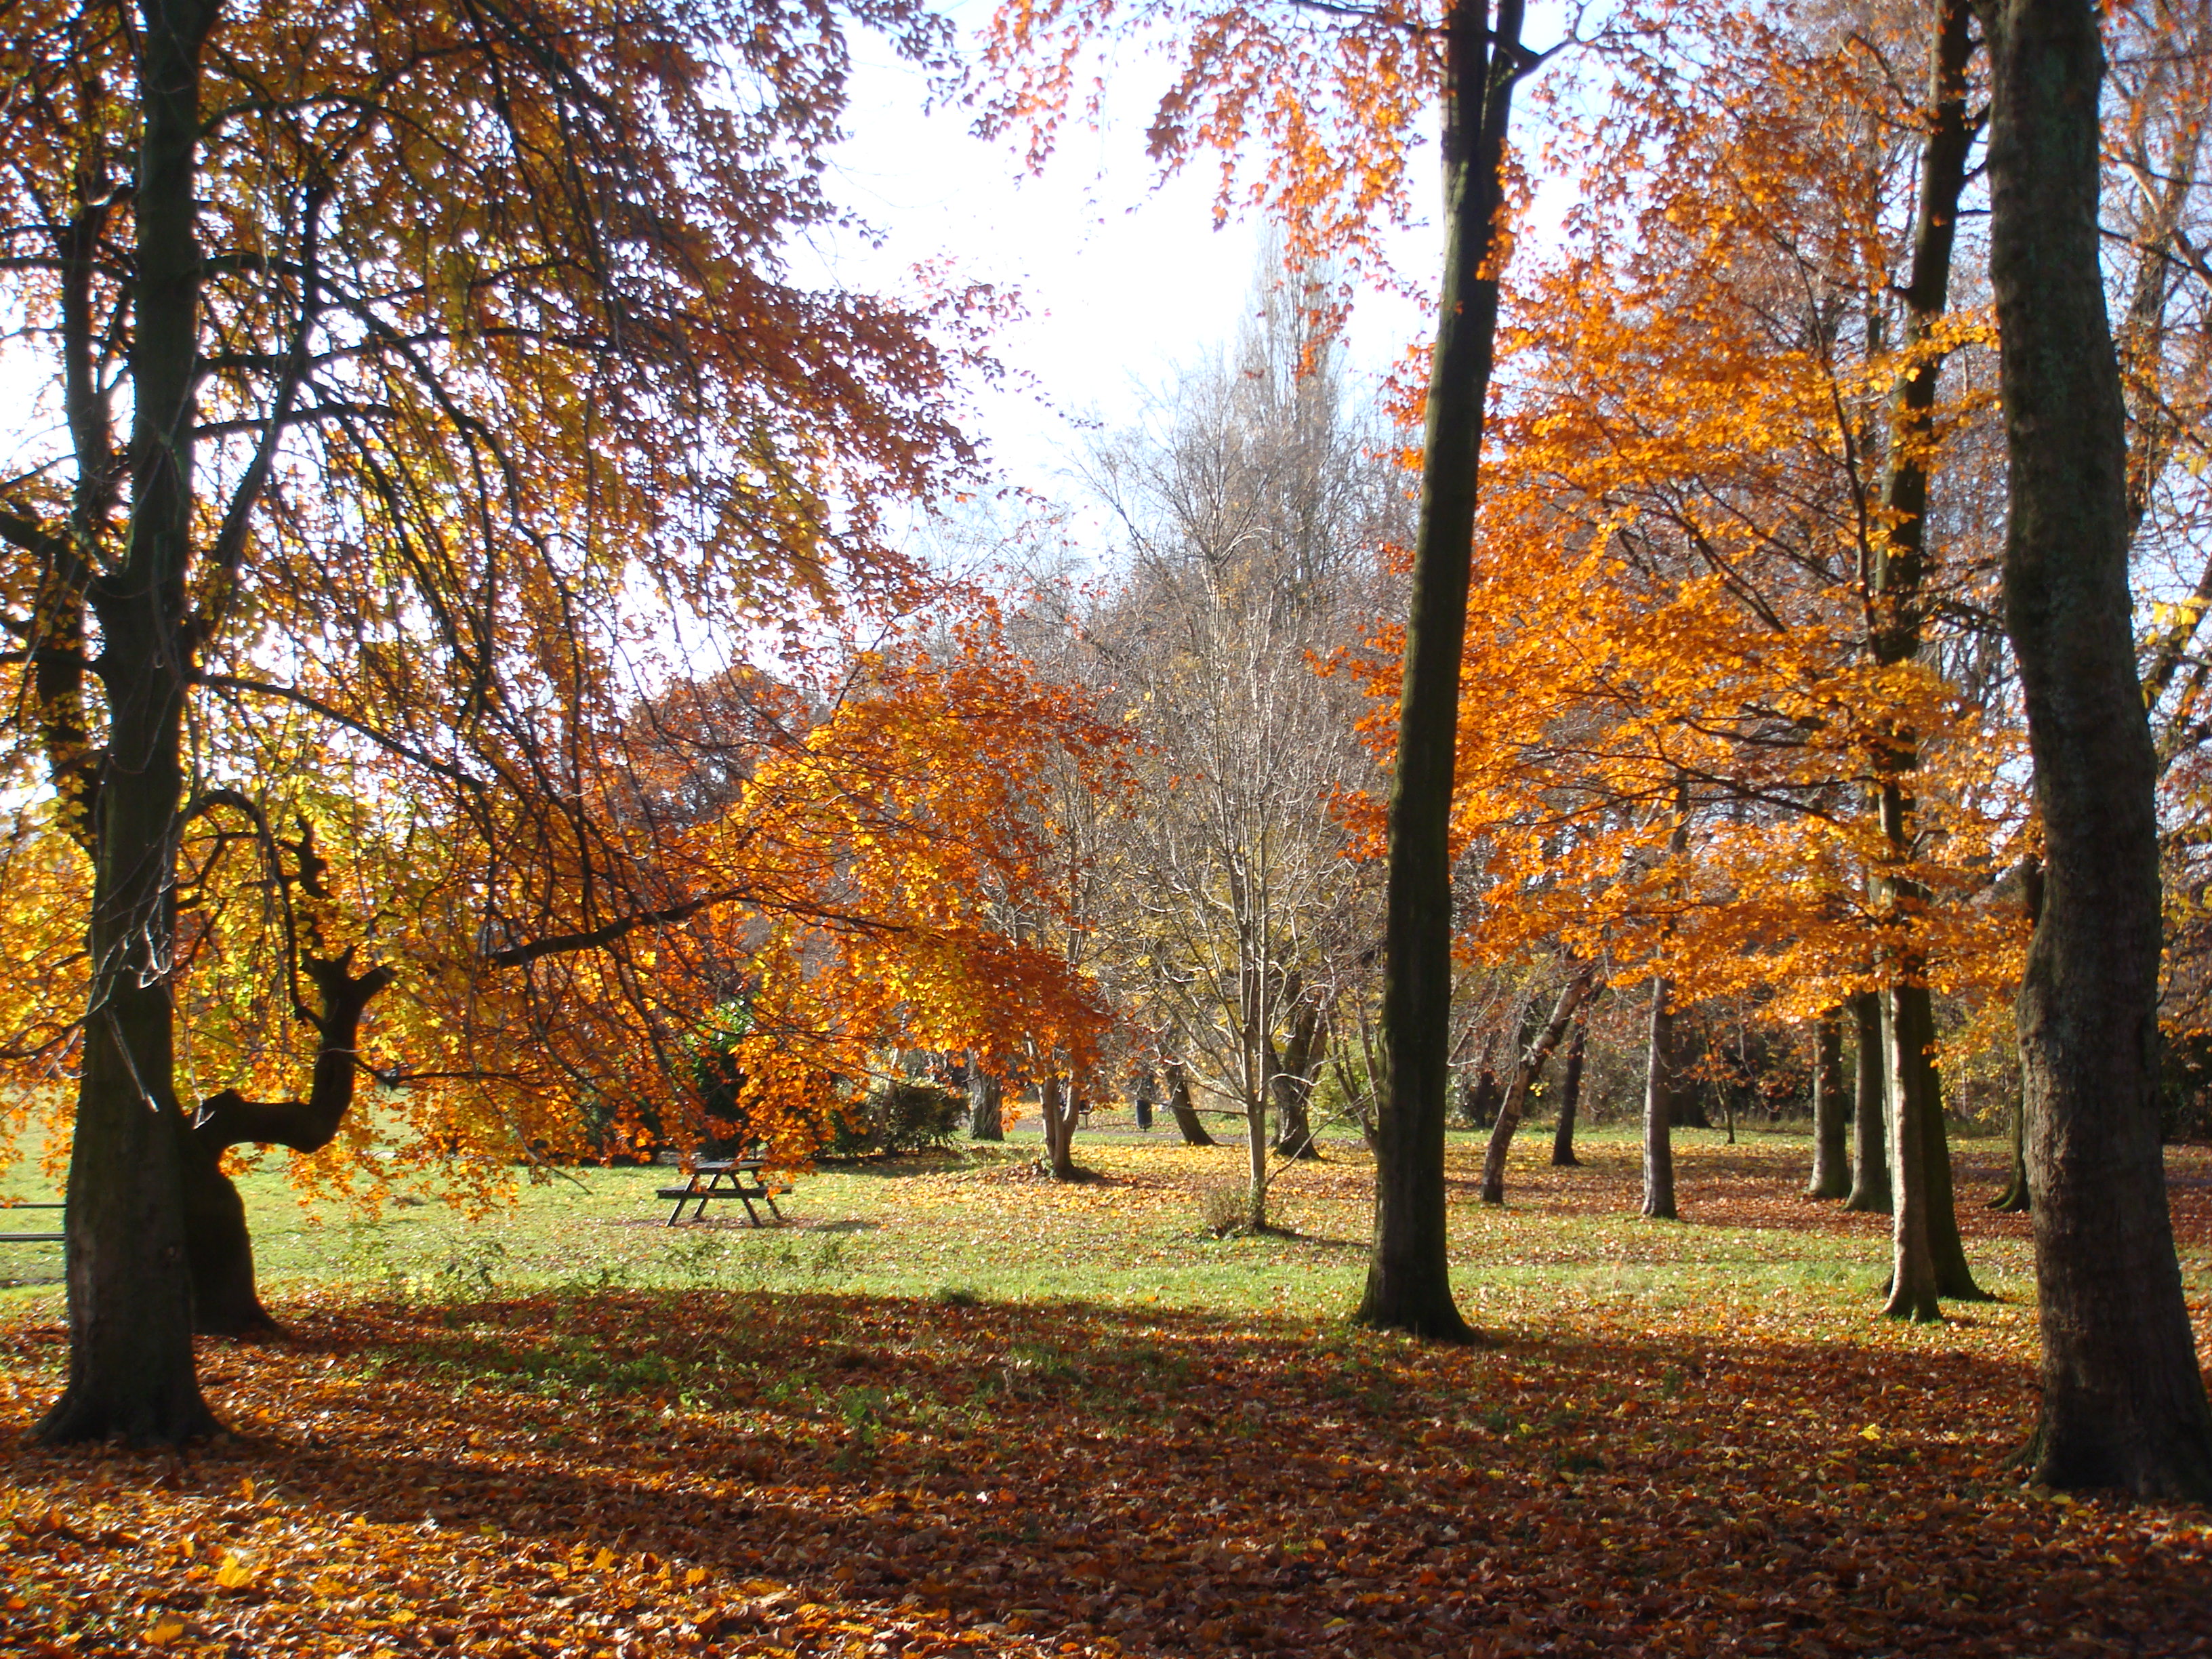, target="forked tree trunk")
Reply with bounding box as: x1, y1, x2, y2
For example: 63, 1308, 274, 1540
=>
1987, 0, 2212, 1498
1164, 1057, 1217, 1147
39, 0, 224, 1446
1550, 1013, 1587, 1168
1038, 1075, 1080, 1181
1359, 0, 1528, 1343
1641, 977, 1679, 1221
1845, 993, 1892, 1214
1479, 965, 1596, 1204
966, 1059, 1004, 1142
1806, 1008, 1849, 1199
